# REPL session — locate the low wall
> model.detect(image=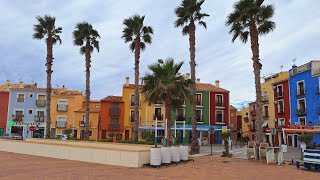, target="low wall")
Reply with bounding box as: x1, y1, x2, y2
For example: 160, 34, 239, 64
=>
0, 139, 150, 168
